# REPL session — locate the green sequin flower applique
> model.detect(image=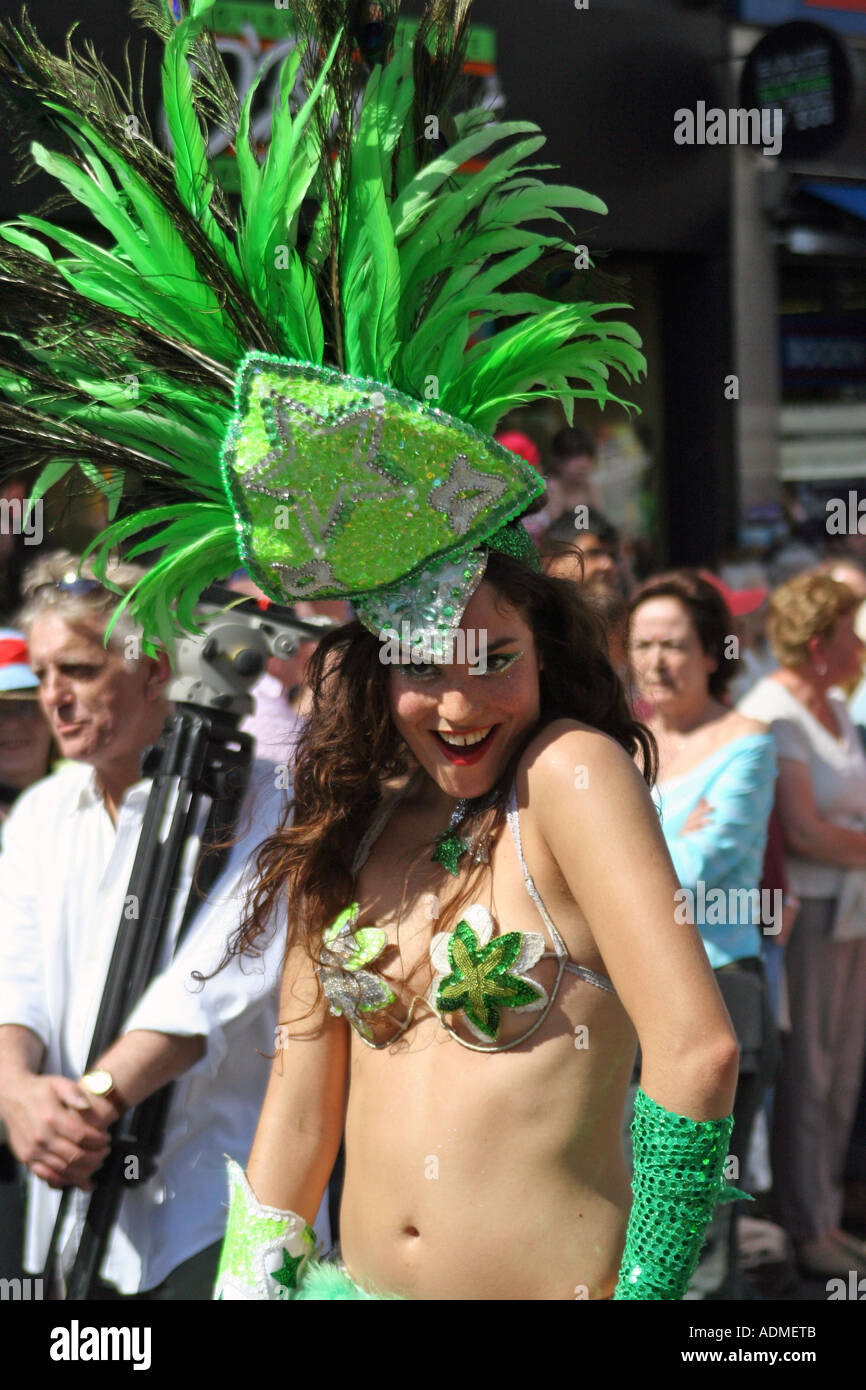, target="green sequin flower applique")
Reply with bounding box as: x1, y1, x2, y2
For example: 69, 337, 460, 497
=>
319, 903, 396, 1042
428, 904, 548, 1043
